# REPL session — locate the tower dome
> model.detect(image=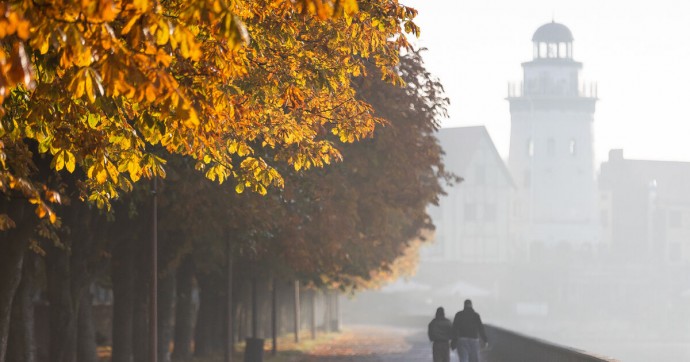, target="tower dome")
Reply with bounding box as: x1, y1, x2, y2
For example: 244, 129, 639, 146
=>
532, 21, 574, 43
532, 21, 574, 59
